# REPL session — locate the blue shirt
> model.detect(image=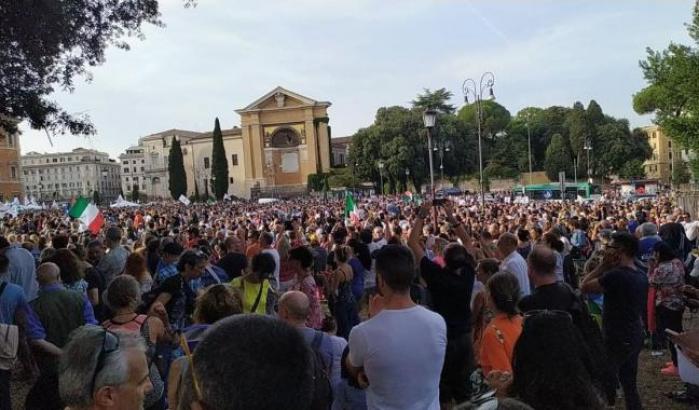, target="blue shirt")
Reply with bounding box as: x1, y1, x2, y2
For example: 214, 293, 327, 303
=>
4, 245, 38, 301
0, 280, 47, 340
155, 260, 179, 287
